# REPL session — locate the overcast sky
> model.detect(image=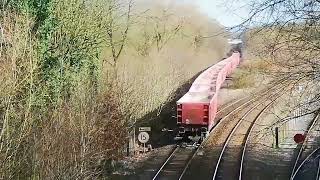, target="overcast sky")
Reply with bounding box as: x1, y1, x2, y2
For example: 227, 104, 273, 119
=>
192, 0, 251, 27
